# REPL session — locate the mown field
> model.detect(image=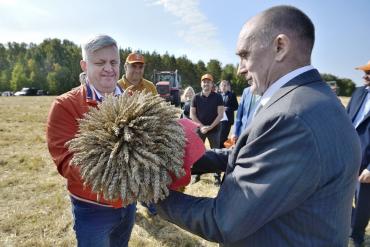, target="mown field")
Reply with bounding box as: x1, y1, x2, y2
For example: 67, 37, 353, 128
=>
0, 95, 366, 247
